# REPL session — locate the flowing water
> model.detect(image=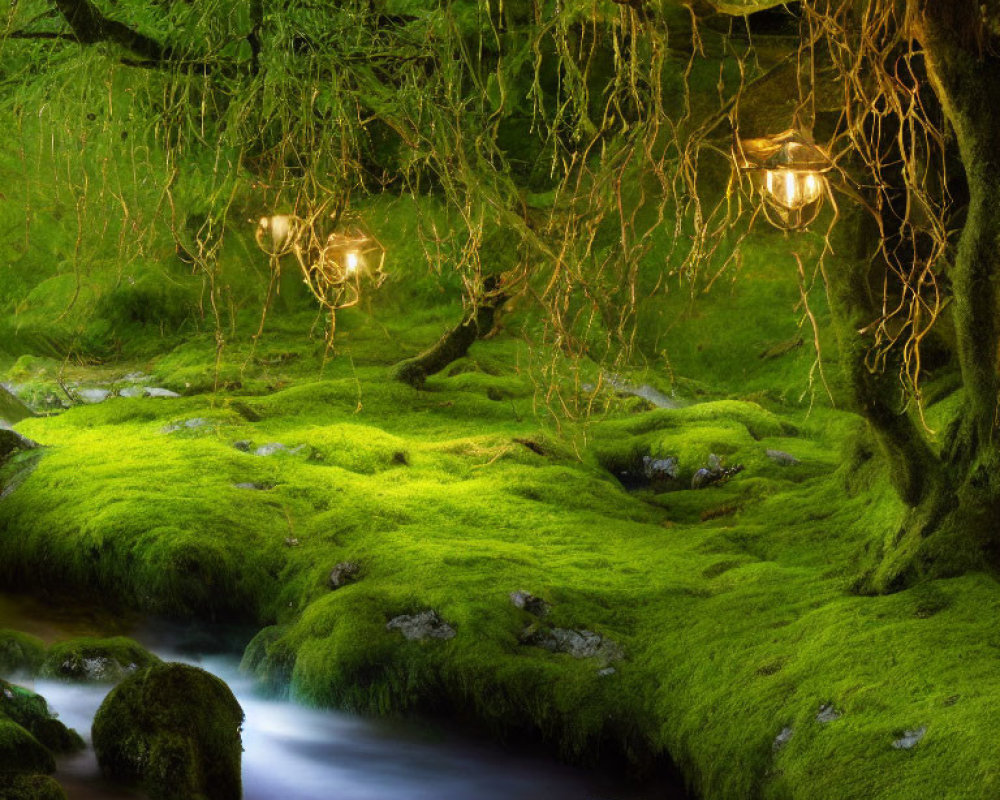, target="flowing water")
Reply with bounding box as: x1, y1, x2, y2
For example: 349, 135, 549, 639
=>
0, 593, 686, 800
